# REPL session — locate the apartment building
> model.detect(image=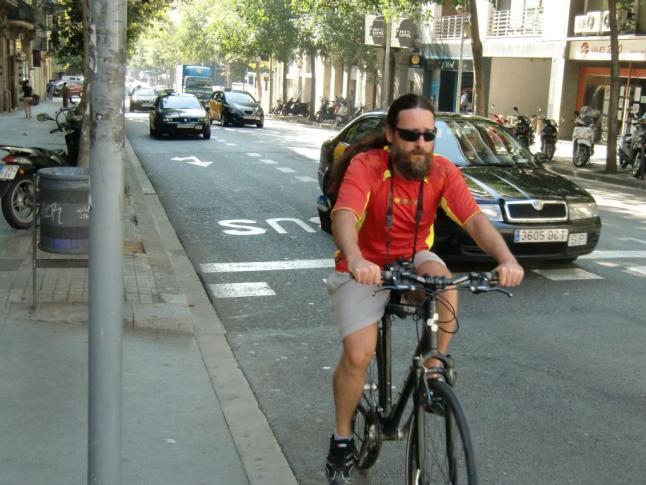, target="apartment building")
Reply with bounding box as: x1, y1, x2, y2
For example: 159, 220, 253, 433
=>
421, 0, 646, 139
0, 0, 55, 112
